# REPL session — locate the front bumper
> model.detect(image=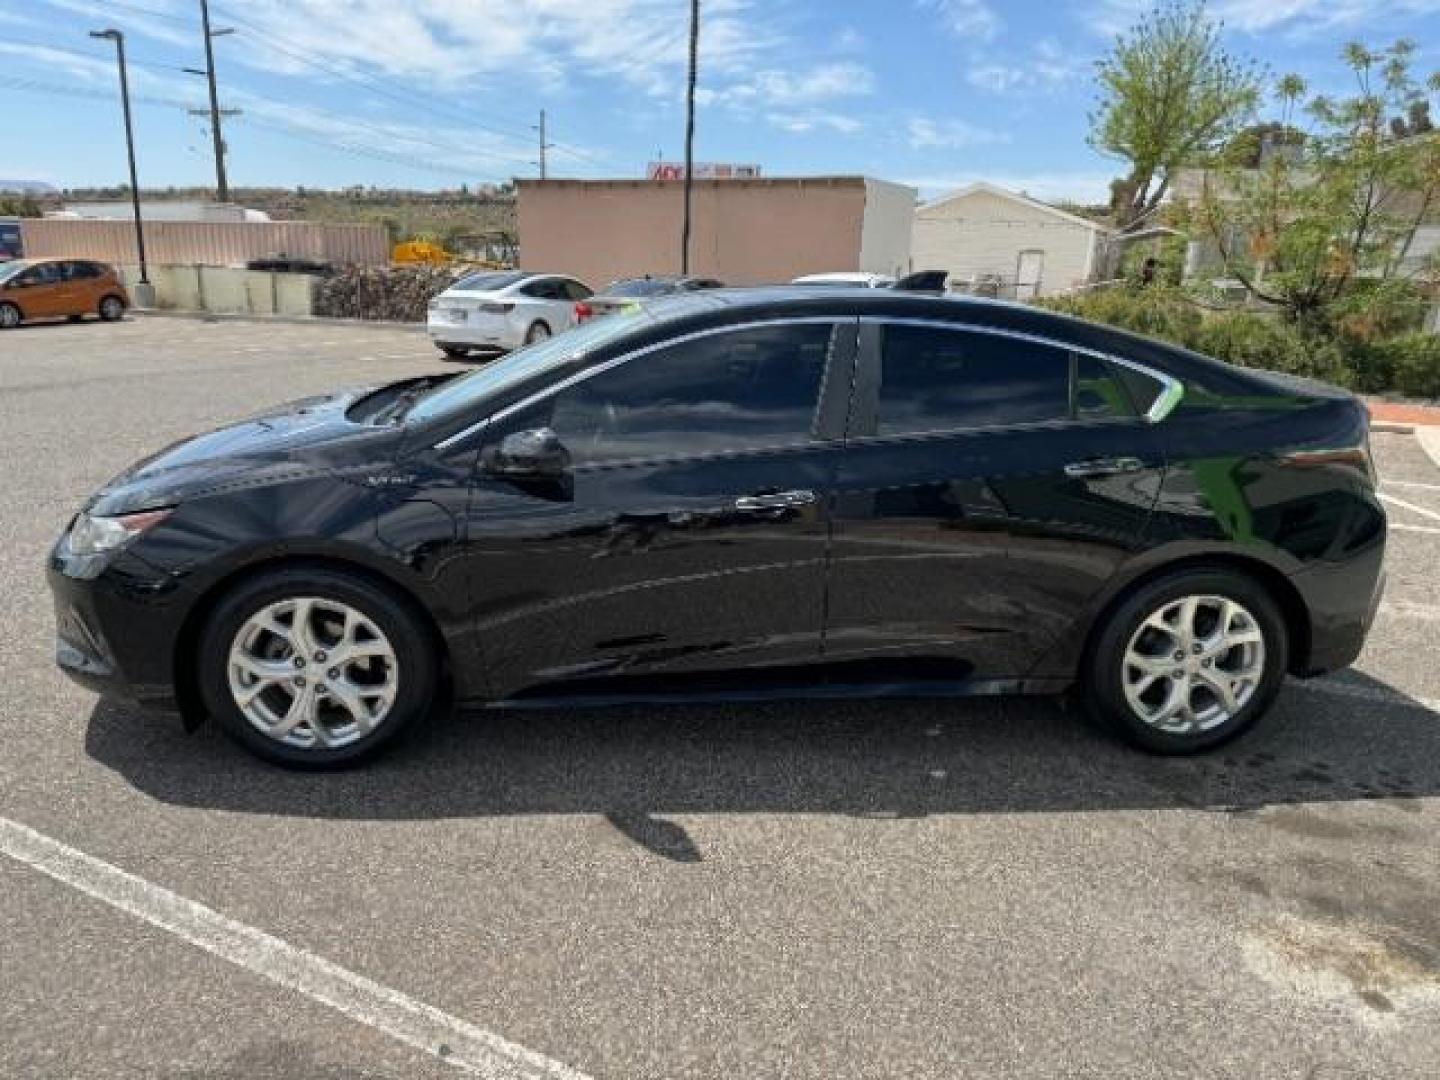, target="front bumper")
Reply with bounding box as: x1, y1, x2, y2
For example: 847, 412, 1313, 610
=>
48, 543, 193, 715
